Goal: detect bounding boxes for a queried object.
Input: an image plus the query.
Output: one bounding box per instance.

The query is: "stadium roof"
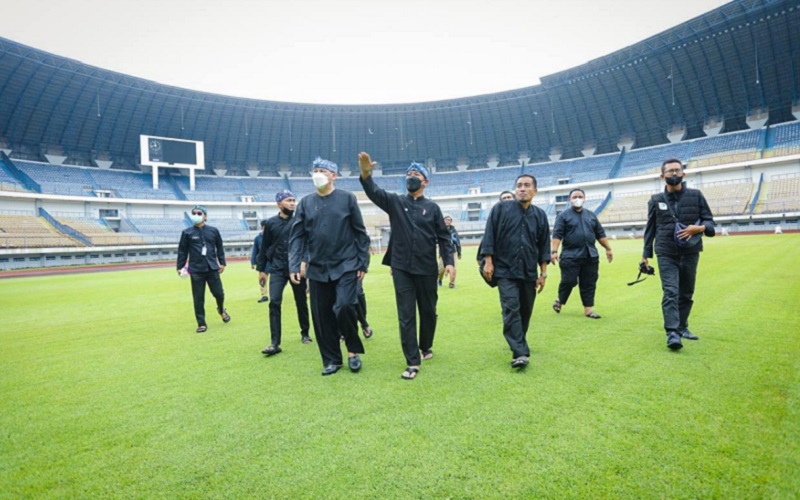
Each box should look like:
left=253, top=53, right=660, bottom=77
left=0, top=0, right=798, bottom=169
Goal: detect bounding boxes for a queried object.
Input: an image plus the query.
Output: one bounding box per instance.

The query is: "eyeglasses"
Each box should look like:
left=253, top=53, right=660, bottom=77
left=191, top=211, right=204, bottom=216
left=664, top=168, right=683, bottom=175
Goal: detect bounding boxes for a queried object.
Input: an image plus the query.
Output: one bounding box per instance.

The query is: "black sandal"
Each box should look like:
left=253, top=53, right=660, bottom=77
left=363, top=326, right=374, bottom=339
left=401, top=367, right=419, bottom=380
left=511, top=357, right=530, bottom=369
left=585, top=311, right=601, bottom=319
left=220, top=309, right=231, bottom=323
left=261, top=345, right=282, bottom=356
left=422, top=350, right=434, bottom=361
left=196, top=325, right=207, bottom=333
left=553, top=300, right=562, bottom=313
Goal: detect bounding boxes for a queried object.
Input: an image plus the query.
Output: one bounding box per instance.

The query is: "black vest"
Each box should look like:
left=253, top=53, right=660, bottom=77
left=649, top=187, right=712, bottom=255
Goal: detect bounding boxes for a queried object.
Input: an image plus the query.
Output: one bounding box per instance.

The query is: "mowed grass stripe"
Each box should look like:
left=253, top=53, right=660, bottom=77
left=0, top=234, right=797, bottom=497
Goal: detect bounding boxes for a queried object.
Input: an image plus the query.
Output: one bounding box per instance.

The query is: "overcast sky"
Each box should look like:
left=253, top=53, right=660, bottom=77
left=4, top=0, right=729, bottom=104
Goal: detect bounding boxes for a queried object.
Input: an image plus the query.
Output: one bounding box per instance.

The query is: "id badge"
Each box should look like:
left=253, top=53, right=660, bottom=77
left=201, top=245, right=207, bottom=256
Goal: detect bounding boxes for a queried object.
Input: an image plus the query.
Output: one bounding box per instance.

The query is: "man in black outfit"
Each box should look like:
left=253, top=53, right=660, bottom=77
left=499, top=191, right=515, bottom=201
left=480, top=174, right=550, bottom=369
left=176, top=205, right=230, bottom=333
left=551, top=188, right=613, bottom=319
left=289, top=158, right=371, bottom=376
left=438, top=215, right=462, bottom=289
left=642, top=159, right=715, bottom=351
left=359, top=152, right=454, bottom=380
left=257, top=190, right=311, bottom=357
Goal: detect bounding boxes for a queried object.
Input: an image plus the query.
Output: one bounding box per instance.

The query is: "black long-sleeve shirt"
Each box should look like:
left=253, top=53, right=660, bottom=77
left=176, top=224, right=226, bottom=273
left=479, top=201, right=550, bottom=281
left=256, top=213, right=296, bottom=275
left=250, top=233, right=263, bottom=267
left=289, top=189, right=370, bottom=281
left=360, top=174, right=453, bottom=276
left=447, top=225, right=462, bottom=258
left=552, top=207, right=606, bottom=260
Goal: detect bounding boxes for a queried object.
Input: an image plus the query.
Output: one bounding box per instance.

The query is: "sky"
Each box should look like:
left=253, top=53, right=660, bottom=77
left=3, top=0, right=730, bottom=105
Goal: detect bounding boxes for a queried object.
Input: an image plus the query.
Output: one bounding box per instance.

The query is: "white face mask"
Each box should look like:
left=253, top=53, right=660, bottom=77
left=571, top=198, right=584, bottom=209
left=312, top=172, right=329, bottom=189
left=189, top=214, right=204, bottom=225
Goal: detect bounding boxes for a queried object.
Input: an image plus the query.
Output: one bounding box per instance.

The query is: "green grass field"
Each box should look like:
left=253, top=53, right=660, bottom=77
left=1, top=234, right=798, bottom=498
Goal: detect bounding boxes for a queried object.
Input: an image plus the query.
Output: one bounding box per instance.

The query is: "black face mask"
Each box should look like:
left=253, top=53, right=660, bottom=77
left=665, top=175, right=682, bottom=186
left=280, top=207, right=294, bottom=217
left=406, top=176, right=422, bottom=192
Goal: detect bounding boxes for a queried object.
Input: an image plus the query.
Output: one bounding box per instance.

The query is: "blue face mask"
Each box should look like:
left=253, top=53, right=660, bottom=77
left=189, top=214, right=204, bottom=225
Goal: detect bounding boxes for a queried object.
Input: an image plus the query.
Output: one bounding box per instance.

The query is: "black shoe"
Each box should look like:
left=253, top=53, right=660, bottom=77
left=666, top=331, right=683, bottom=351
left=301, top=335, right=313, bottom=344
left=680, top=328, right=699, bottom=340
left=348, top=355, right=362, bottom=372
left=257, top=296, right=269, bottom=303
left=449, top=283, right=455, bottom=289
left=321, top=364, right=341, bottom=376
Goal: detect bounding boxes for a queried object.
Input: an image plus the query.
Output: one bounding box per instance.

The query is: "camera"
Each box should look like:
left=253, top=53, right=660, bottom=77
left=628, top=261, right=655, bottom=286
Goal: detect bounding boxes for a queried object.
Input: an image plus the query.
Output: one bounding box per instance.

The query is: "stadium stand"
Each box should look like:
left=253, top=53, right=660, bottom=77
left=14, top=161, right=94, bottom=197
left=472, top=166, right=522, bottom=194
left=616, top=142, right=692, bottom=178
left=53, top=216, right=145, bottom=246
left=522, top=161, right=572, bottom=188
left=687, top=129, right=762, bottom=168
left=176, top=175, right=244, bottom=201
left=247, top=177, right=292, bottom=202
left=563, top=155, right=618, bottom=184
left=597, top=193, right=653, bottom=224
left=125, top=216, right=188, bottom=239
left=764, top=121, right=800, bottom=158
left=753, top=174, right=800, bottom=214
left=0, top=214, right=80, bottom=248
left=90, top=168, right=177, bottom=200
left=0, top=161, right=25, bottom=192
left=695, top=179, right=754, bottom=216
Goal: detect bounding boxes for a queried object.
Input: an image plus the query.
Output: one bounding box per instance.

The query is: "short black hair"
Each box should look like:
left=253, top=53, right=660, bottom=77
left=515, top=174, right=537, bottom=189
left=568, top=188, right=585, bottom=198
left=499, top=190, right=514, bottom=200
left=661, top=158, right=684, bottom=174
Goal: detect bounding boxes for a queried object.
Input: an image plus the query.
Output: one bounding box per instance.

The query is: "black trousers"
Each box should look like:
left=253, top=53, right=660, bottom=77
left=656, top=253, right=700, bottom=333
left=308, top=271, right=364, bottom=367
left=190, top=270, right=225, bottom=327
left=391, top=269, right=438, bottom=366
left=268, top=273, right=310, bottom=346
left=356, top=280, right=369, bottom=329
left=557, top=257, right=599, bottom=307
left=497, top=278, right=537, bottom=359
